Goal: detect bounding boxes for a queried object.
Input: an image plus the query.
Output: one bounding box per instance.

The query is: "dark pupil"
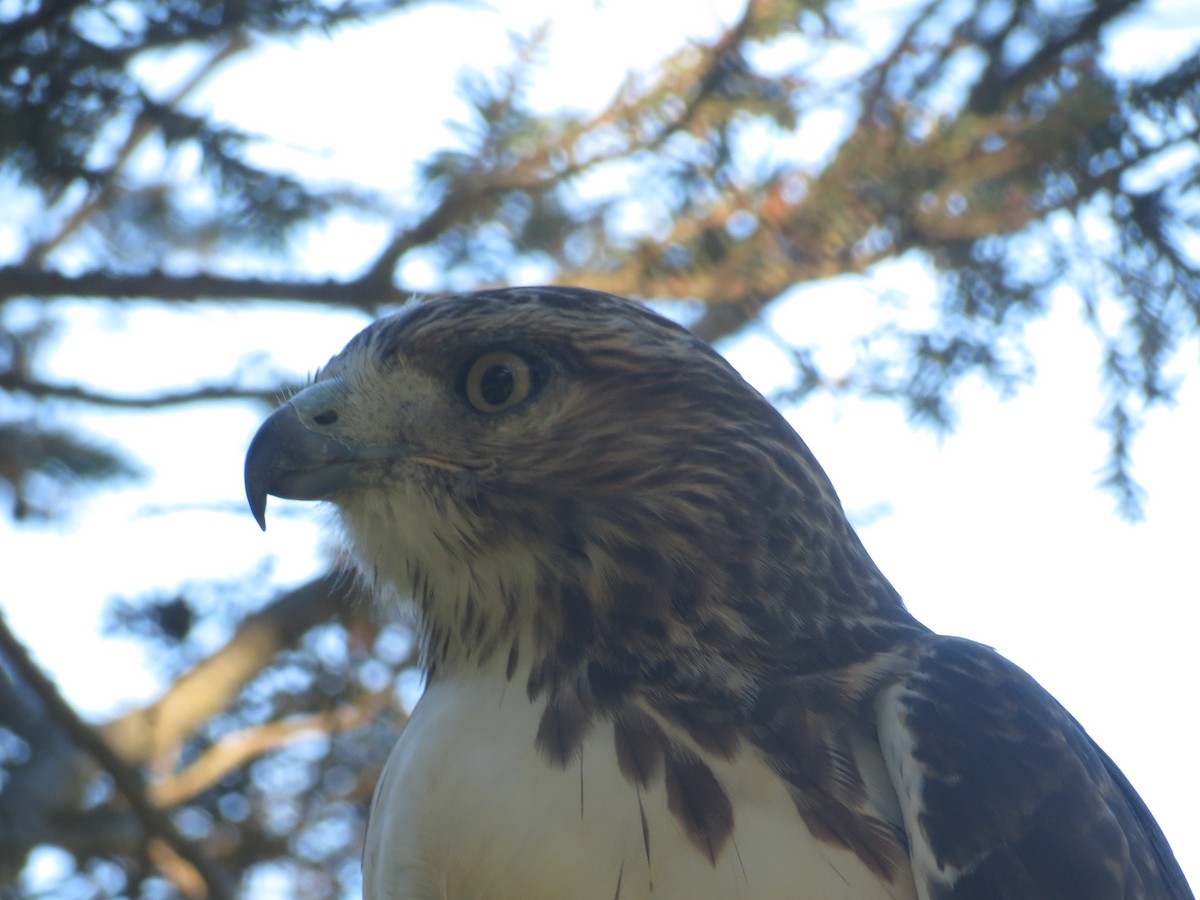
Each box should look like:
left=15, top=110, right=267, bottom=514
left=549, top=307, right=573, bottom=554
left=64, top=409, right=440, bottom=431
left=479, top=364, right=514, bottom=406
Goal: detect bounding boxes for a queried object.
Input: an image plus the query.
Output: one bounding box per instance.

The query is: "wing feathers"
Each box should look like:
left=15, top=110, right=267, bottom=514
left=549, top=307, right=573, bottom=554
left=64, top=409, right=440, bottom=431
left=880, top=637, right=1193, bottom=899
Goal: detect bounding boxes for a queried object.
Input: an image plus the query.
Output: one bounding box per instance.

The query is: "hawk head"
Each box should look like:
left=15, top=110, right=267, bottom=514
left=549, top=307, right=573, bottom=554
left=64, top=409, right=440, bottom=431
left=245, top=287, right=912, bottom=677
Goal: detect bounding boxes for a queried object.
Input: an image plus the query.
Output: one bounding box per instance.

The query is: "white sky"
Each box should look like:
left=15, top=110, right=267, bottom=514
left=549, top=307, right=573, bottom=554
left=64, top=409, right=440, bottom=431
left=2, top=0, right=1198, bottom=891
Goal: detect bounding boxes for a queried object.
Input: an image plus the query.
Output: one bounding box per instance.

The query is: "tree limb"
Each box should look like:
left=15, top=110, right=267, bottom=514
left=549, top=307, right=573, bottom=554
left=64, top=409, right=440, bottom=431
left=1, top=373, right=290, bottom=409
left=151, top=689, right=399, bottom=807
left=0, top=266, right=399, bottom=309
left=0, top=610, right=235, bottom=900
left=102, top=573, right=362, bottom=766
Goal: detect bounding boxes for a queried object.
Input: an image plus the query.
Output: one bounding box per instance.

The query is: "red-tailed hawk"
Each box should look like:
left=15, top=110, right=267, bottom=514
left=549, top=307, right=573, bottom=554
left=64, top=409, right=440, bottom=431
left=245, top=287, right=1193, bottom=900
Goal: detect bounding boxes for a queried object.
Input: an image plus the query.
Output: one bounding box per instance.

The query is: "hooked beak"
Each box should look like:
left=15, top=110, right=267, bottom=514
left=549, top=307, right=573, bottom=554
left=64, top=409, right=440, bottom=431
left=244, top=379, right=369, bottom=530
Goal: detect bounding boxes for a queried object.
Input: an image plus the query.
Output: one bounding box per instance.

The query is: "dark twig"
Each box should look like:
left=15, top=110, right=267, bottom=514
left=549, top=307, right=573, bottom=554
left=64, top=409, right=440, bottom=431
left=0, top=265, right=400, bottom=309
left=0, top=374, right=291, bottom=409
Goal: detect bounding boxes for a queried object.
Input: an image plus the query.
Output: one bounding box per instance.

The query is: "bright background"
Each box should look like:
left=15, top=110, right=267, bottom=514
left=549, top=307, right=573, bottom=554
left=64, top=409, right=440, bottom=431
left=3, top=0, right=1197, bottom=890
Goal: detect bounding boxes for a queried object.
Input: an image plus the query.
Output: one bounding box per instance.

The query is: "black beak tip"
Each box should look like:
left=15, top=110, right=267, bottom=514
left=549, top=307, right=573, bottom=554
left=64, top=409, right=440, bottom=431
left=245, top=421, right=276, bottom=531
left=248, top=486, right=268, bottom=531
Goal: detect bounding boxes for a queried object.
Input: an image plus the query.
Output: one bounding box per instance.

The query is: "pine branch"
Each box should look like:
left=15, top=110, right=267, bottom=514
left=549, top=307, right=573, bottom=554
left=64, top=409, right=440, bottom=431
left=24, top=33, right=254, bottom=268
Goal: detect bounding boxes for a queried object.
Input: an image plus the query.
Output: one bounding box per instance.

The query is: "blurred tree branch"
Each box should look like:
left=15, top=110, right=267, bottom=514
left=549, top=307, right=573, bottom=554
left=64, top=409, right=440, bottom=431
left=0, top=373, right=287, bottom=409
left=0, top=574, right=403, bottom=890
left=0, top=610, right=235, bottom=899
left=0, top=266, right=394, bottom=309
left=25, top=33, right=254, bottom=268
left=102, top=573, right=362, bottom=766
left=151, top=689, right=398, bottom=808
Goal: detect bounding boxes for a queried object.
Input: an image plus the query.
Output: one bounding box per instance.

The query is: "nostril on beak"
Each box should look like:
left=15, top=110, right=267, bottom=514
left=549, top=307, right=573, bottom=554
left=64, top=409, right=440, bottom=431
left=314, top=410, right=338, bottom=426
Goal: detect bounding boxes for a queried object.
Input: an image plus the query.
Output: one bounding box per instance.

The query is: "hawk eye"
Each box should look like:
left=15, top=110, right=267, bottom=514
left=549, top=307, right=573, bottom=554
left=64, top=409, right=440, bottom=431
left=464, top=350, right=536, bottom=413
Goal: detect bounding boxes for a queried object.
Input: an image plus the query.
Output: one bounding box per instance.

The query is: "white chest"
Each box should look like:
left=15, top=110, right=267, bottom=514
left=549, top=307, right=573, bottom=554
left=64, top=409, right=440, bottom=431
left=363, top=660, right=917, bottom=900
